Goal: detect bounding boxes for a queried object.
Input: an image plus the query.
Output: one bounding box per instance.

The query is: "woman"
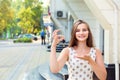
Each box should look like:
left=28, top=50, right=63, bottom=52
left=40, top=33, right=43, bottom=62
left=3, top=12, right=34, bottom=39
left=50, top=20, right=107, bottom=80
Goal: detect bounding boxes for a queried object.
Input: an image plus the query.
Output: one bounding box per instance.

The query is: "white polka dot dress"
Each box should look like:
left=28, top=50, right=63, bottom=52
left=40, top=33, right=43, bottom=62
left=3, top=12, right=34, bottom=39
left=67, top=47, right=96, bottom=80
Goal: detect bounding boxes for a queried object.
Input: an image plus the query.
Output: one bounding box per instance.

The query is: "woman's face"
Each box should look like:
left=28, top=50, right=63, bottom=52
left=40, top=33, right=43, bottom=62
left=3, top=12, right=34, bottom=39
left=75, top=23, right=89, bottom=42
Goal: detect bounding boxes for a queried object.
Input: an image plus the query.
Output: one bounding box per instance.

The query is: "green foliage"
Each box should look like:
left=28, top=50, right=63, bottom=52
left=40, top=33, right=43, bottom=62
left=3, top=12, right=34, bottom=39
left=17, top=7, right=35, bottom=33
left=0, top=0, right=15, bottom=34
left=0, top=0, right=44, bottom=39
left=17, top=0, right=44, bottom=34
left=31, top=3, right=44, bottom=34
left=13, top=37, right=32, bottom=43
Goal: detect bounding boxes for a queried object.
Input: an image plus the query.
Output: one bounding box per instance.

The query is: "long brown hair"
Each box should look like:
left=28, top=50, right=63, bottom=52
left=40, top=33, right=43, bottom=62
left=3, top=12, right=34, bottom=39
left=68, top=20, right=94, bottom=47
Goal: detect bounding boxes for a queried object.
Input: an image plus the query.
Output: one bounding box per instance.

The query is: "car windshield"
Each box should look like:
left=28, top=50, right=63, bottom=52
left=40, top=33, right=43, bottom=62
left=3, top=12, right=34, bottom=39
left=24, top=34, right=34, bottom=38
left=18, top=34, right=35, bottom=38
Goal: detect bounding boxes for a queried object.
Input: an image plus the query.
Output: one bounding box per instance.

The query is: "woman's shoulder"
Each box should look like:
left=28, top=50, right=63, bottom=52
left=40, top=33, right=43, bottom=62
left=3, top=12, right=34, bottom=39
left=93, top=47, right=102, bottom=55
left=60, top=47, right=70, bottom=57
left=62, top=47, right=70, bottom=52
left=62, top=47, right=74, bottom=53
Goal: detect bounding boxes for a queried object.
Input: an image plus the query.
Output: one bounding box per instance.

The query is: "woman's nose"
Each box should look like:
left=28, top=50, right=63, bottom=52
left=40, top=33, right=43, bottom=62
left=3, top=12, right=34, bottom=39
left=79, top=31, right=84, bottom=34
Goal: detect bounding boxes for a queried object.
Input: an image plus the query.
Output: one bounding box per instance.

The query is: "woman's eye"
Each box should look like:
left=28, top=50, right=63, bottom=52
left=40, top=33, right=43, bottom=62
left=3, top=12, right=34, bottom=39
left=76, top=29, right=88, bottom=32
left=76, top=29, right=80, bottom=32
left=82, top=29, right=88, bottom=32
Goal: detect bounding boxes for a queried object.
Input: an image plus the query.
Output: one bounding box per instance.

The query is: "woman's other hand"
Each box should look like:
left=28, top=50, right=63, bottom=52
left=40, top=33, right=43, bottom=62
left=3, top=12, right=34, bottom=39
left=75, top=53, right=92, bottom=62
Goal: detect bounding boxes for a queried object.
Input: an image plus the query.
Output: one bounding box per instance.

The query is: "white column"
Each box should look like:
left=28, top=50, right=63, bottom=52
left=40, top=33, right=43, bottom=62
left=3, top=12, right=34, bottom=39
left=112, top=1, right=119, bottom=80
left=104, top=30, right=110, bottom=64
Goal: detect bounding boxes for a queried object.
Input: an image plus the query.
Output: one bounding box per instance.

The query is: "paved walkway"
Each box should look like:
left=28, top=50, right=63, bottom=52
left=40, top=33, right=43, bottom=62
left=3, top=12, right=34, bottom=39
left=0, top=42, right=52, bottom=80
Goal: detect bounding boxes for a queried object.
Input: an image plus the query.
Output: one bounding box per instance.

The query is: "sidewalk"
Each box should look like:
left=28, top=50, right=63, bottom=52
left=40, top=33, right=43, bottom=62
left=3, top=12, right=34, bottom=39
left=0, top=43, right=52, bottom=80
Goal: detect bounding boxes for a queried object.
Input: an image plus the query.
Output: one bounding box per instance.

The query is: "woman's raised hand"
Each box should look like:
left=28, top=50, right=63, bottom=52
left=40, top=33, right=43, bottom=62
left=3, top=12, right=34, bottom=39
left=52, top=29, right=64, bottom=45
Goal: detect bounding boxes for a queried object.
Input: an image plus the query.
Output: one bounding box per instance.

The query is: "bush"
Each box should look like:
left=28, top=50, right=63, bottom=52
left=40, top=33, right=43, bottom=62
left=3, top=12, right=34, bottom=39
left=13, top=37, right=32, bottom=43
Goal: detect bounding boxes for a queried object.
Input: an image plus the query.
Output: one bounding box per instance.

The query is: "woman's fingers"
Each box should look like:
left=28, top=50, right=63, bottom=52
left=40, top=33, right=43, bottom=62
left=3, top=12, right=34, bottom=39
left=75, top=54, right=91, bottom=61
left=52, top=29, right=64, bottom=44
left=52, top=29, right=60, bottom=38
left=57, top=35, right=64, bottom=41
left=53, top=29, right=60, bottom=35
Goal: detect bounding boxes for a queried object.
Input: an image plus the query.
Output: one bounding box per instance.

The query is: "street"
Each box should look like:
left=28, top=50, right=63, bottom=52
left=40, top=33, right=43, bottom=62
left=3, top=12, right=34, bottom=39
left=0, top=40, right=50, bottom=80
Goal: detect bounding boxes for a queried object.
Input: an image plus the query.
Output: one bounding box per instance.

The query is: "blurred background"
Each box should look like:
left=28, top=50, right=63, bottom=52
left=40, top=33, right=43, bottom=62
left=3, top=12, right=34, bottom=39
left=0, top=0, right=120, bottom=80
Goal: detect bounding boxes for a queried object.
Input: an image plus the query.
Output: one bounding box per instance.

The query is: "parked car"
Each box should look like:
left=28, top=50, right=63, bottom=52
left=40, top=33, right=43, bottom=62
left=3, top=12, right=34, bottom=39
left=18, top=34, right=38, bottom=41
left=47, top=40, right=69, bottom=52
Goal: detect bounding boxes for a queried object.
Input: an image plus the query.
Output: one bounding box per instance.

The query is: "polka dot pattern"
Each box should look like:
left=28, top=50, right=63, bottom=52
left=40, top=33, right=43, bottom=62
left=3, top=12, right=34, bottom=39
left=67, top=47, right=96, bottom=80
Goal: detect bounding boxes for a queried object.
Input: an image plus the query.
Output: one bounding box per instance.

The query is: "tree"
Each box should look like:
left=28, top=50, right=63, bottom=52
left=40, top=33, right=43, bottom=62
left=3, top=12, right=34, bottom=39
left=0, top=0, right=14, bottom=35
left=31, top=1, right=43, bottom=34
left=17, top=0, right=43, bottom=34
left=17, top=7, right=35, bottom=33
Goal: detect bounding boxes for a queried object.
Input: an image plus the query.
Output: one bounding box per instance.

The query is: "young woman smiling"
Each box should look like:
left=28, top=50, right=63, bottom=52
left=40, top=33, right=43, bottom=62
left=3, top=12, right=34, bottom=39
left=50, top=20, right=107, bottom=80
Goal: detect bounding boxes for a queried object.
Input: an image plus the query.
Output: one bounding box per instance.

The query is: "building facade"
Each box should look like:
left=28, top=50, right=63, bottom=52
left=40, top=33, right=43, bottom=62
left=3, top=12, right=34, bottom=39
left=49, top=0, right=120, bottom=79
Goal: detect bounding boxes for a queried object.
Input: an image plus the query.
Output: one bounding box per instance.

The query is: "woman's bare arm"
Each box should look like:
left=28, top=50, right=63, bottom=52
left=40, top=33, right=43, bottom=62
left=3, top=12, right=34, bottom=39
left=89, top=49, right=107, bottom=80
left=50, top=30, right=69, bottom=73
left=50, top=46, right=69, bottom=73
